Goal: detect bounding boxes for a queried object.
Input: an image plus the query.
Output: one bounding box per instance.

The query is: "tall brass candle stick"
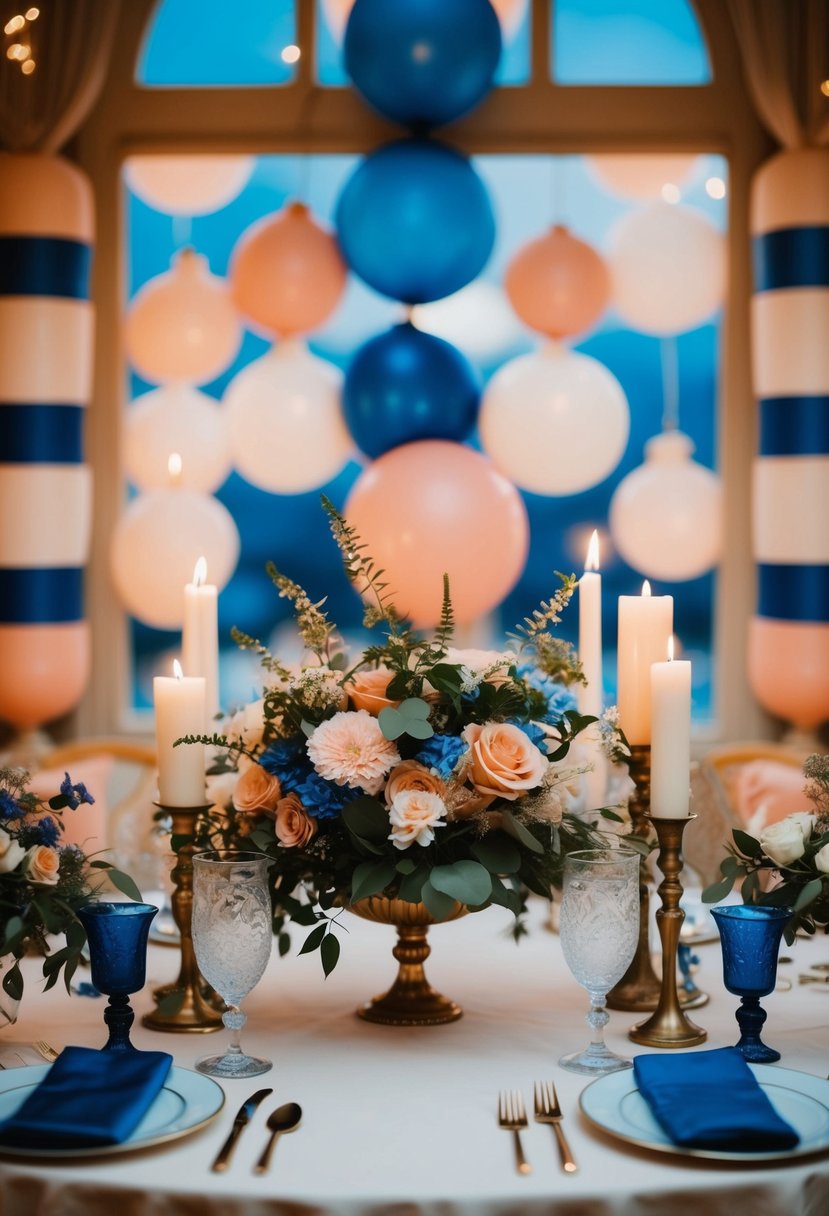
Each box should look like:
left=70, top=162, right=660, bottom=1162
left=606, top=744, right=662, bottom=1011
left=143, top=804, right=223, bottom=1034
left=629, top=814, right=707, bottom=1048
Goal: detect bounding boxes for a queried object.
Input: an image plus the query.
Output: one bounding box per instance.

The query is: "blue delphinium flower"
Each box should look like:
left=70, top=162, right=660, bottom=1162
left=0, top=789, right=22, bottom=820
left=35, top=815, right=60, bottom=847
left=60, top=772, right=95, bottom=810
left=415, top=733, right=467, bottom=779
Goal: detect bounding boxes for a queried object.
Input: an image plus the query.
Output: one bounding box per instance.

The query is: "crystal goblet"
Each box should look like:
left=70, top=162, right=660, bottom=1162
left=77, top=902, right=159, bottom=1050
left=710, top=903, right=792, bottom=1063
left=558, top=847, right=640, bottom=1075
left=191, top=851, right=273, bottom=1078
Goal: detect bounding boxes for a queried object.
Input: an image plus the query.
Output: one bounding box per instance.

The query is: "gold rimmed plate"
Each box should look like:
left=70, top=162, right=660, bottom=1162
left=0, top=1064, right=225, bottom=1159
left=580, top=1064, right=829, bottom=1164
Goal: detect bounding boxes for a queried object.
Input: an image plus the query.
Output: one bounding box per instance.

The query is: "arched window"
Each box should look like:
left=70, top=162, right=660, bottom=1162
left=74, top=0, right=768, bottom=743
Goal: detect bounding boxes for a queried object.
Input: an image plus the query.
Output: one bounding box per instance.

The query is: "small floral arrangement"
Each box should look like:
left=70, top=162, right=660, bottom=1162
left=703, top=753, right=829, bottom=942
left=185, top=499, right=611, bottom=974
left=0, top=767, right=140, bottom=1006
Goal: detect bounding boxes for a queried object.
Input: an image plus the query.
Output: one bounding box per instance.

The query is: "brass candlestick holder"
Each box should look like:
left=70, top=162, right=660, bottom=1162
left=142, top=803, right=223, bottom=1034
left=629, top=814, right=707, bottom=1048
left=606, top=744, right=662, bottom=1012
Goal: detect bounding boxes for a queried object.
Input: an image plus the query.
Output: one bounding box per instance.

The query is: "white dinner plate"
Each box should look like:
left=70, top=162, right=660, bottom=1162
left=580, top=1063, right=829, bottom=1164
left=0, top=1063, right=225, bottom=1159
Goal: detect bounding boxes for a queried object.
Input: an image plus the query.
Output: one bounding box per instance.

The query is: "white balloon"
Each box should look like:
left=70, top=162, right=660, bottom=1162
left=609, top=203, right=725, bottom=336
left=124, top=155, right=254, bottom=217
left=125, top=384, right=231, bottom=494
left=110, top=489, right=239, bottom=630
left=411, top=280, right=529, bottom=366
left=225, top=340, right=352, bottom=493
left=312, top=275, right=399, bottom=358
left=479, top=342, right=629, bottom=496
left=609, top=430, right=722, bottom=581
left=587, top=155, right=699, bottom=201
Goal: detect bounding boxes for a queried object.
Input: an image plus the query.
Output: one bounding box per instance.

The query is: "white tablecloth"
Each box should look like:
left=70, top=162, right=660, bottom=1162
left=1, top=902, right=828, bottom=1216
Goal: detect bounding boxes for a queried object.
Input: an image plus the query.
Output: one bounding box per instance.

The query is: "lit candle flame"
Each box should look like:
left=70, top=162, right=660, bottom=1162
left=168, top=452, right=183, bottom=484
left=173, top=659, right=184, bottom=680
left=642, top=580, right=652, bottom=597
left=193, top=556, right=207, bottom=587
left=585, top=529, right=600, bottom=572
left=667, top=635, right=675, bottom=661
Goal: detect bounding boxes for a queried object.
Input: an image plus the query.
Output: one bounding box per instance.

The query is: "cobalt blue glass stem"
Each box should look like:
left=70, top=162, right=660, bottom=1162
left=77, top=903, right=158, bottom=1051
left=711, top=903, right=792, bottom=1064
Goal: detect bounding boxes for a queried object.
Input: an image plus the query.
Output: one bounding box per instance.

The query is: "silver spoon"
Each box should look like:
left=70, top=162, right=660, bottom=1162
left=253, top=1102, right=302, bottom=1174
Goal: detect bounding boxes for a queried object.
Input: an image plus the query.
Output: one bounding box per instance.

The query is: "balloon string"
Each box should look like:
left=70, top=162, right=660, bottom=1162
left=660, top=336, right=680, bottom=431
left=172, top=215, right=192, bottom=249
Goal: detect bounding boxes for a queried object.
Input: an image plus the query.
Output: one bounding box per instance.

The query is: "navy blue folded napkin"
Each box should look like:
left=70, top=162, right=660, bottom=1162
left=0, top=1045, right=173, bottom=1150
left=633, top=1047, right=799, bottom=1152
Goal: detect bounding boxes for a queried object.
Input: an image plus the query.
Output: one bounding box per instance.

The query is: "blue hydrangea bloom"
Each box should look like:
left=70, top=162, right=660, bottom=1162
left=294, top=770, right=359, bottom=821
left=517, top=665, right=577, bottom=723
left=415, top=733, right=466, bottom=779
left=508, top=719, right=548, bottom=750
left=60, top=772, right=95, bottom=810
left=35, top=815, right=60, bottom=846
left=0, top=790, right=22, bottom=820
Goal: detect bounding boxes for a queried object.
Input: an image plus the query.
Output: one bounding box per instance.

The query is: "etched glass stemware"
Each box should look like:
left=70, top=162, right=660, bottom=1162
left=558, top=848, right=640, bottom=1075
left=191, top=851, right=273, bottom=1078
left=711, top=903, right=792, bottom=1063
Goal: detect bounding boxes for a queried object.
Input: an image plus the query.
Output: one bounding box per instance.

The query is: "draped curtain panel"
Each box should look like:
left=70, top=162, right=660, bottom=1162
left=728, top=0, right=829, bottom=734
left=0, top=0, right=118, bottom=731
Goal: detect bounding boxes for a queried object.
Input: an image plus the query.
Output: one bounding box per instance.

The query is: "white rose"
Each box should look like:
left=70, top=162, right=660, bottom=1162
left=788, top=811, right=816, bottom=840
left=224, top=699, right=267, bottom=749
left=814, top=842, right=829, bottom=874
left=205, top=770, right=239, bottom=810
left=388, top=790, right=447, bottom=851
left=759, top=817, right=808, bottom=868
left=0, top=826, right=25, bottom=874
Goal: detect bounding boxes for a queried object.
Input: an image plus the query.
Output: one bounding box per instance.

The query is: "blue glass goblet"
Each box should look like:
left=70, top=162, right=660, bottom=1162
left=711, top=904, right=792, bottom=1063
left=77, top=903, right=158, bottom=1051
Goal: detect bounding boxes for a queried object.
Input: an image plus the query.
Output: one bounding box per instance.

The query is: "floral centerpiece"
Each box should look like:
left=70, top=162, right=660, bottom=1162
left=187, top=499, right=609, bottom=988
left=0, top=767, right=140, bottom=1013
left=703, top=754, right=829, bottom=942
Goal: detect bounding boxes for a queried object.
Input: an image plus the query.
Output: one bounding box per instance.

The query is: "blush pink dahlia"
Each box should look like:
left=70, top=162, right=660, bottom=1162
left=306, top=709, right=400, bottom=796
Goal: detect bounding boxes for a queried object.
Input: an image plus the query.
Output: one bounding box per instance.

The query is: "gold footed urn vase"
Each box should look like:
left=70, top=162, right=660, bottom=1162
left=349, top=897, right=467, bottom=1027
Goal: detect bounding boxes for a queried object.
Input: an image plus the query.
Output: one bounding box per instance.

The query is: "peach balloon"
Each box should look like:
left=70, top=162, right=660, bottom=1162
left=749, top=618, right=829, bottom=731
left=125, top=249, right=242, bottom=386
left=0, top=623, right=89, bottom=729
left=345, top=440, right=529, bottom=627
left=588, top=154, right=699, bottom=201
left=505, top=224, right=610, bottom=338
left=125, top=154, right=254, bottom=217
left=230, top=202, right=347, bottom=339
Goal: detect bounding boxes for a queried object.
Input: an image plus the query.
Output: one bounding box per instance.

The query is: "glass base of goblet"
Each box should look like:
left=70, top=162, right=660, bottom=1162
left=558, top=1044, right=632, bottom=1076
left=195, top=1051, right=272, bottom=1079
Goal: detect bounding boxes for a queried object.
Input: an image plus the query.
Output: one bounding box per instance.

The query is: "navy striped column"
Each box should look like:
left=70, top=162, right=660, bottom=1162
left=749, top=148, right=829, bottom=733
left=0, top=154, right=93, bottom=729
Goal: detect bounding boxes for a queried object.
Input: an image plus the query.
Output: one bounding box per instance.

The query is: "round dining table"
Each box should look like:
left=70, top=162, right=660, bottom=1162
left=1, top=900, right=828, bottom=1216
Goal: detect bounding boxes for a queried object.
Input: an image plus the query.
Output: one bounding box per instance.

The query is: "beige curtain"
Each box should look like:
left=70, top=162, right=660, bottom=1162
left=0, top=0, right=120, bottom=152
left=727, top=0, right=829, bottom=148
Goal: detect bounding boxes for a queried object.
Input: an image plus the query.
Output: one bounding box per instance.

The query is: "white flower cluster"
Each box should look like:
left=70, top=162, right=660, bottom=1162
left=289, top=666, right=344, bottom=713
left=759, top=811, right=829, bottom=871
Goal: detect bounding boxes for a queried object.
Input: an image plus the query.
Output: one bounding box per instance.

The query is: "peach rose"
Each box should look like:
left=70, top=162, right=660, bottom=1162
left=24, top=845, right=60, bottom=885
left=275, top=792, right=318, bottom=848
left=462, top=722, right=547, bottom=801
left=346, top=667, right=400, bottom=716
left=384, top=760, right=445, bottom=807
left=388, top=789, right=447, bottom=850
left=234, top=765, right=282, bottom=816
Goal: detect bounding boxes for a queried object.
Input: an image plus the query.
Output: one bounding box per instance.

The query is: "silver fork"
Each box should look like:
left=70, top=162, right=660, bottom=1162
left=32, top=1040, right=59, bottom=1062
left=534, top=1080, right=577, bottom=1173
left=498, top=1090, right=532, bottom=1175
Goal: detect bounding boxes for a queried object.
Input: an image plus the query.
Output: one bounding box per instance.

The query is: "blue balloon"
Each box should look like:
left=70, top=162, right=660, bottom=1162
left=335, top=139, right=496, bottom=304
left=344, top=0, right=502, bottom=128
left=344, top=322, right=480, bottom=459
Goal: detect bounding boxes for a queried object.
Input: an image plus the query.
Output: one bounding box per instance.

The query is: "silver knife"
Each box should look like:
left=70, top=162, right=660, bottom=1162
left=211, top=1088, right=273, bottom=1172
